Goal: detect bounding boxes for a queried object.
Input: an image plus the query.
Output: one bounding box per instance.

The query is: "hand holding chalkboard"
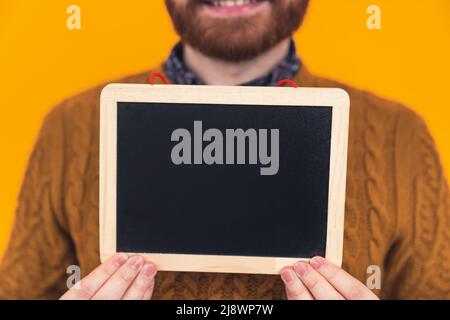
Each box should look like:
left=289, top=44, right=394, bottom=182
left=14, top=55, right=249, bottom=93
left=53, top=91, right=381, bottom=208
left=60, top=253, right=158, bottom=300
left=99, top=84, right=349, bottom=274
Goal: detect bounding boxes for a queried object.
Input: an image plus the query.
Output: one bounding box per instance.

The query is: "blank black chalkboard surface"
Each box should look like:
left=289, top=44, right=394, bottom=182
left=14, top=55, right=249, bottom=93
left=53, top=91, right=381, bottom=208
left=100, top=84, right=349, bottom=274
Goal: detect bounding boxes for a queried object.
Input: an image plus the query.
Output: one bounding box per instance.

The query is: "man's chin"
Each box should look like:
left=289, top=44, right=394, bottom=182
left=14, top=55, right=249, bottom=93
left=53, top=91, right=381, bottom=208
left=185, top=3, right=275, bottom=61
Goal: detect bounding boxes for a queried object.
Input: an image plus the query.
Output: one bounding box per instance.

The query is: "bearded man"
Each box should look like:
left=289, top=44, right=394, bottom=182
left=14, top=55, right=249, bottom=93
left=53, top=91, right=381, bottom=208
left=0, top=0, right=448, bottom=300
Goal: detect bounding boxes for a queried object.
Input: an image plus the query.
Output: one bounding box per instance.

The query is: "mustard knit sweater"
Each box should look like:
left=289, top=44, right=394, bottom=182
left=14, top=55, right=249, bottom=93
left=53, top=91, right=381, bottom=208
left=0, top=66, right=449, bottom=299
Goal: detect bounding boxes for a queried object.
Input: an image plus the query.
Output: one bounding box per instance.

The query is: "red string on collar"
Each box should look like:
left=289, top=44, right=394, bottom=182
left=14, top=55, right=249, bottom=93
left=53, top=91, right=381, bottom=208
left=149, top=71, right=169, bottom=85
left=275, top=79, right=299, bottom=88
left=149, top=72, right=298, bottom=88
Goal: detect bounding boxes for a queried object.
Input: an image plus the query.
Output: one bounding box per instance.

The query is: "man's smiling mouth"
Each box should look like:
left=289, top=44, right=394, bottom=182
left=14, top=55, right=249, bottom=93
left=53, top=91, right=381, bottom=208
left=202, top=0, right=268, bottom=7
left=200, top=0, right=270, bottom=15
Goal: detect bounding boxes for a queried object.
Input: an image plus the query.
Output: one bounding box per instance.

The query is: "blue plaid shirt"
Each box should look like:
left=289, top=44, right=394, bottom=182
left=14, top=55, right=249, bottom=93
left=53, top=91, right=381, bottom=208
left=163, top=41, right=301, bottom=86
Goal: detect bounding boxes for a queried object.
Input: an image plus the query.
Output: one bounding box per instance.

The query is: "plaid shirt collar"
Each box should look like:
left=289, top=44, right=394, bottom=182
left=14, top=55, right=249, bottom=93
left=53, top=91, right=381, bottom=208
left=163, top=40, right=301, bottom=86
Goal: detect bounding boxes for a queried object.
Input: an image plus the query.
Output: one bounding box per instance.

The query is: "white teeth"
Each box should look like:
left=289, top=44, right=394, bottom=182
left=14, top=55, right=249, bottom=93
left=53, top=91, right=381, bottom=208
left=206, top=0, right=262, bottom=7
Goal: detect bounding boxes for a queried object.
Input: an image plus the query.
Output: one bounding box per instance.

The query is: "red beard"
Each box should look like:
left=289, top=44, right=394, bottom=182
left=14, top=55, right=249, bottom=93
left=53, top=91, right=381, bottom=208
left=165, top=0, right=309, bottom=62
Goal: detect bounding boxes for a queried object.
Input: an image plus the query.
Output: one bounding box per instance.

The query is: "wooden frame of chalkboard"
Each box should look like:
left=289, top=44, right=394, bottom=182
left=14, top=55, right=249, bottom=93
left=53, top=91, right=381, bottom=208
left=99, top=84, right=350, bottom=275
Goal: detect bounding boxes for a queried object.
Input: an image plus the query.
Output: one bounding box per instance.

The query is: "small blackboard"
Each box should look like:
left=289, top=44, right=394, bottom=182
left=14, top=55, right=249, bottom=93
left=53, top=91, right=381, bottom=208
left=100, top=84, right=349, bottom=274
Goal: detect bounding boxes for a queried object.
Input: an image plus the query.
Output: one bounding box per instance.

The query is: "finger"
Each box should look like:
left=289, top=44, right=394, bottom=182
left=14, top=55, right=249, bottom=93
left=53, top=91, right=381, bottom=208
left=122, top=262, right=157, bottom=300
left=294, top=261, right=344, bottom=300
left=92, top=255, right=144, bottom=300
left=60, top=253, right=129, bottom=300
left=280, top=267, right=313, bottom=300
left=309, top=256, right=379, bottom=300
left=142, top=284, right=155, bottom=300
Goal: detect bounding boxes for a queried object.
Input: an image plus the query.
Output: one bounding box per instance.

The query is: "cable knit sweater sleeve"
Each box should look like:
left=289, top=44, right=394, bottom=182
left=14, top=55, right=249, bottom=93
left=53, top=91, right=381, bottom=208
left=382, top=108, right=450, bottom=299
left=0, top=105, right=77, bottom=299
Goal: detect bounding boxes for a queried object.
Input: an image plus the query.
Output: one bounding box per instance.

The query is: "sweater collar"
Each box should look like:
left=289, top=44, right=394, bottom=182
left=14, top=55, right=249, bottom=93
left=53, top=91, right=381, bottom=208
left=163, top=40, right=301, bottom=86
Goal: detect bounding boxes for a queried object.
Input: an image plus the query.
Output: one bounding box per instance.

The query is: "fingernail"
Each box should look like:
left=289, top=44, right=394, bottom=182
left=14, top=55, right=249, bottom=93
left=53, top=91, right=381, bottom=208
left=310, top=256, right=325, bottom=269
left=129, top=255, right=144, bottom=270
left=113, top=253, right=128, bottom=266
left=294, top=261, right=308, bottom=276
left=281, top=269, right=295, bottom=283
left=142, top=263, right=157, bottom=278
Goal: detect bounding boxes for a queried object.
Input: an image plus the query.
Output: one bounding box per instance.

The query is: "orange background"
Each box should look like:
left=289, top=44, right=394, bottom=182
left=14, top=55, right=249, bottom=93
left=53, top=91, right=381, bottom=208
left=1, top=0, right=449, bottom=258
